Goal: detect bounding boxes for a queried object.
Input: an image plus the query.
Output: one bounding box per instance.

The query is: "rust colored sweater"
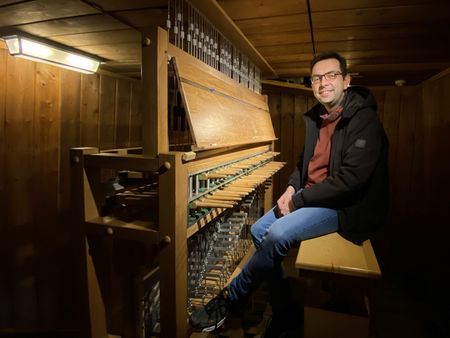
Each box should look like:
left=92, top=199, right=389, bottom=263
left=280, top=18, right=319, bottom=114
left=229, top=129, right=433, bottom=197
left=305, top=107, right=342, bottom=188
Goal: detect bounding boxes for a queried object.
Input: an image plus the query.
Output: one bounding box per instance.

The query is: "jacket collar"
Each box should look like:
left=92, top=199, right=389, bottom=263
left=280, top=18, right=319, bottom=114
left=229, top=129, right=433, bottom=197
left=305, top=86, right=375, bottom=120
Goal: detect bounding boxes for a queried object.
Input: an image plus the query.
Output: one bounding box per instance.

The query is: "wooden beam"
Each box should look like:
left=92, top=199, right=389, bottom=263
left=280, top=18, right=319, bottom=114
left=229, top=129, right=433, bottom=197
left=349, top=63, right=450, bottom=72
left=141, top=26, right=169, bottom=157
left=70, top=147, right=108, bottom=338
left=158, top=152, right=188, bottom=338
left=84, top=152, right=159, bottom=171
left=262, top=79, right=312, bottom=93
left=190, top=0, right=276, bottom=78
left=419, top=66, right=450, bottom=87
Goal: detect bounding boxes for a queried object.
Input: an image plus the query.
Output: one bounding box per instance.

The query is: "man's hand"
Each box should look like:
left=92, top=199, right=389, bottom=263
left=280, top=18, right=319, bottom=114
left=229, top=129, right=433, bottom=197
left=276, top=186, right=296, bottom=217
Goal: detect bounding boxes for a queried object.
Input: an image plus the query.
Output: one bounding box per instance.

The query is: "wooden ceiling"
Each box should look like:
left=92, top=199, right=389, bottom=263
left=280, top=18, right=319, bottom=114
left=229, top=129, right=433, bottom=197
left=0, top=0, right=449, bottom=86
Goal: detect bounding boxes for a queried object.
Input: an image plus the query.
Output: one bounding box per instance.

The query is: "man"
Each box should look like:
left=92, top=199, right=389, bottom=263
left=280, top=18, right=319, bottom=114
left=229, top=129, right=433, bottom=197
left=189, top=51, right=389, bottom=335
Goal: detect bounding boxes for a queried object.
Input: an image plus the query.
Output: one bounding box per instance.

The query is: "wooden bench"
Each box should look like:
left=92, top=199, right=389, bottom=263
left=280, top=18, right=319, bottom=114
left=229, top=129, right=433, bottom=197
left=295, top=233, right=381, bottom=338
left=295, top=232, right=381, bottom=279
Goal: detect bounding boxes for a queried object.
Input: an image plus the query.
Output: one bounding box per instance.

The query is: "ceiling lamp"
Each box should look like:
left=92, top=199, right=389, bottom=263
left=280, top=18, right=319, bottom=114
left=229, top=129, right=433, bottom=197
left=1, top=34, right=101, bottom=74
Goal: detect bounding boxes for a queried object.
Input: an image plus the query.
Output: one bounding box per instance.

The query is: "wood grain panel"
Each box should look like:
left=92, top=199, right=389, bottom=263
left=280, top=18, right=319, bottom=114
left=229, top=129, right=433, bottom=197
left=59, top=70, right=81, bottom=213
left=180, top=82, right=275, bottom=150
left=265, top=49, right=450, bottom=65
left=259, top=38, right=438, bottom=57
left=265, top=90, right=314, bottom=199
left=248, top=30, right=311, bottom=47
left=0, top=0, right=25, bottom=6
left=310, top=0, right=439, bottom=12
left=271, top=61, right=448, bottom=75
left=279, top=95, right=295, bottom=188
left=91, top=0, right=168, bottom=11
left=418, top=71, right=450, bottom=311
left=80, top=74, right=99, bottom=147
left=371, top=88, right=386, bottom=121
left=5, top=56, right=35, bottom=230
left=113, top=8, right=167, bottom=28
left=0, top=0, right=98, bottom=27
left=421, top=74, right=450, bottom=207
left=0, top=49, right=6, bottom=210
left=351, top=70, right=441, bottom=87
left=99, top=75, right=116, bottom=150
left=394, top=88, right=420, bottom=221
left=218, top=0, right=308, bottom=20
left=1, top=49, right=141, bottom=334
left=33, top=63, right=61, bottom=222
left=274, top=67, right=309, bottom=78
left=0, top=42, right=10, bottom=328
left=311, top=4, right=450, bottom=29
left=33, top=63, right=61, bottom=326
left=265, top=53, right=315, bottom=64
left=316, top=39, right=443, bottom=53
left=51, top=29, right=140, bottom=47
left=80, top=43, right=141, bottom=62
left=129, top=81, right=142, bottom=147
left=312, top=23, right=448, bottom=43
left=5, top=55, right=39, bottom=326
left=382, top=89, right=401, bottom=194
left=268, top=93, right=281, bottom=197
left=115, top=79, right=131, bottom=148
left=19, top=14, right=128, bottom=37
left=234, top=14, right=310, bottom=35
left=293, top=95, right=307, bottom=172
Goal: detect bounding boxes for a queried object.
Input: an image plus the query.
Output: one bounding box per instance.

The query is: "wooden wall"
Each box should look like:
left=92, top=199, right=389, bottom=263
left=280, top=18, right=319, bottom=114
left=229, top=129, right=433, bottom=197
left=0, top=45, right=142, bottom=335
left=414, top=71, right=450, bottom=307
left=265, top=71, right=450, bottom=308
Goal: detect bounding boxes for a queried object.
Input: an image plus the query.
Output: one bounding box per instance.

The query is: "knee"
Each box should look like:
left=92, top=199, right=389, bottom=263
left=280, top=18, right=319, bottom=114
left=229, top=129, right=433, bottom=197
left=265, top=226, right=286, bottom=244
left=264, top=226, right=291, bottom=257
left=250, top=224, right=263, bottom=248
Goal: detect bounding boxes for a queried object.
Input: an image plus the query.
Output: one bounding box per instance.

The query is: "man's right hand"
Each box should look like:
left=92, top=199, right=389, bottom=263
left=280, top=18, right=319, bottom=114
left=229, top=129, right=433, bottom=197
left=276, top=186, right=295, bottom=217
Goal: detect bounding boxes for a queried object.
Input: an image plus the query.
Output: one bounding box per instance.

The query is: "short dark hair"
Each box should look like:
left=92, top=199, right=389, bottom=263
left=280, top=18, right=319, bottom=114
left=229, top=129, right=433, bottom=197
left=310, top=51, right=347, bottom=75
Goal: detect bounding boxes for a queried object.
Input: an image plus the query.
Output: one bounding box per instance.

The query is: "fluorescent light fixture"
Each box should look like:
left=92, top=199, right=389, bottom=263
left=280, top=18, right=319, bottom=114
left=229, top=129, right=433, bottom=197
left=2, top=34, right=100, bottom=74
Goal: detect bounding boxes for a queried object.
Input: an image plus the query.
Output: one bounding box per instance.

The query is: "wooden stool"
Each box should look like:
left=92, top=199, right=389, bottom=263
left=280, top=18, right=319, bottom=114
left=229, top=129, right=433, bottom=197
left=295, top=232, right=381, bottom=338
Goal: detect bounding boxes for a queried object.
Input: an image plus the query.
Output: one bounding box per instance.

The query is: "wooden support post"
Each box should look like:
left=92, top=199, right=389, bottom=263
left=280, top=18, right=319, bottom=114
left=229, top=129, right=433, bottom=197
left=158, top=152, right=189, bottom=337
left=70, top=147, right=108, bottom=338
left=141, top=26, right=169, bottom=157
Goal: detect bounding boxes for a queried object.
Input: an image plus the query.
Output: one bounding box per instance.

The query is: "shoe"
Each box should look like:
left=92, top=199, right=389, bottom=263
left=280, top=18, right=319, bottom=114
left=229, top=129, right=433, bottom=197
left=189, top=289, right=230, bottom=332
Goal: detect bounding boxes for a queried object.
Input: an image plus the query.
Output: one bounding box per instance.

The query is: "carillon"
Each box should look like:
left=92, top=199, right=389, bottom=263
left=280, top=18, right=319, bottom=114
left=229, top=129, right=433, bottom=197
left=72, top=3, right=279, bottom=337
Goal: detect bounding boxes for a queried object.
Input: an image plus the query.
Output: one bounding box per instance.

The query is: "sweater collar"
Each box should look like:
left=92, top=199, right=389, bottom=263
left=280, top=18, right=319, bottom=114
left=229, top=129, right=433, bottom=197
left=320, top=104, right=344, bottom=123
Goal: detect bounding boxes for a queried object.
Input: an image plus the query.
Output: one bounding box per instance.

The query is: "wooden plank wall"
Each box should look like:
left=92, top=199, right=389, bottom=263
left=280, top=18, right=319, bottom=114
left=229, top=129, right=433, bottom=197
left=416, top=72, right=450, bottom=306
left=0, top=45, right=142, bottom=334
left=265, top=74, right=450, bottom=307
left=267, top=90, right=315, bottom=200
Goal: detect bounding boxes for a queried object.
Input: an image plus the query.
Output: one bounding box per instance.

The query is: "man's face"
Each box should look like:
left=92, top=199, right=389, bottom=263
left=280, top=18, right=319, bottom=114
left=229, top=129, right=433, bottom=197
left=311, top=58, right=351, bottom=110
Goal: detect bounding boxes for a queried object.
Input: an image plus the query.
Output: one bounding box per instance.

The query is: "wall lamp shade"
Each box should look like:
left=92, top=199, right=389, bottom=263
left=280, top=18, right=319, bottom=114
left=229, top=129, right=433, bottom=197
left=2, top=34, right=100, bottom=74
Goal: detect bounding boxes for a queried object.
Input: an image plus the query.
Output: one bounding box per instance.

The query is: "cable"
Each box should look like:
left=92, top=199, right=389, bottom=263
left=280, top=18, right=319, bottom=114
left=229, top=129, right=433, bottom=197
left=306, top=0, right=316, bottom=56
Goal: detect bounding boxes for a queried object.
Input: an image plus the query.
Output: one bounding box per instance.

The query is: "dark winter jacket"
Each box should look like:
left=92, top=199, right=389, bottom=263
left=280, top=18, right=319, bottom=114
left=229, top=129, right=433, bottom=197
left=287, top=86, right=389, bottom=244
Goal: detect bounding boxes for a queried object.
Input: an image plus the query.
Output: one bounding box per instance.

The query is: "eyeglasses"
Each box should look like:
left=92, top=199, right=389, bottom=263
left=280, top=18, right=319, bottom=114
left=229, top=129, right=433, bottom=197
left=310, top=71, right=342, bottom=85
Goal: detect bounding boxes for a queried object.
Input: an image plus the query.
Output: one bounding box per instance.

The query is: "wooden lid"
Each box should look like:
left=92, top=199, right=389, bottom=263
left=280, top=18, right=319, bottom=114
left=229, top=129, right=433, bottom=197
left=169, top=44, right=276, bottom=151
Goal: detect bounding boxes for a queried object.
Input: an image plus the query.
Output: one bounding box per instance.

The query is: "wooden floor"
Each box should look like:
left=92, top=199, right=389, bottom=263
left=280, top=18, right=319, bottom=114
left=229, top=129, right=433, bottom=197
left=188, top=246, right=448, bottom=338
left=188, top=274, right=444, bottom=338
left=189, top=279, right=370, bottom=338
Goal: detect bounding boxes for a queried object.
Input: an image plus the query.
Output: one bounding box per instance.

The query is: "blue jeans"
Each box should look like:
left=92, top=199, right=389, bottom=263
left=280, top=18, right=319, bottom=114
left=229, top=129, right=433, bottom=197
left=228, top=206, right=338, bottom=307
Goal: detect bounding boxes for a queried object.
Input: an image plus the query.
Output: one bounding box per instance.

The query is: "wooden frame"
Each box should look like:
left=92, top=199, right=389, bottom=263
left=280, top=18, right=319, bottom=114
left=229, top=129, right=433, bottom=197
left=71, top=146, right=161, bottom=337
left=71, top=27, right=281, bottom=338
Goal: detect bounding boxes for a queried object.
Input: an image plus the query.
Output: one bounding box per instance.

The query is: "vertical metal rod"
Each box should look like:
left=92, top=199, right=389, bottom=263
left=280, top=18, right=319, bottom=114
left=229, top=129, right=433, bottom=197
left=167, top=0, right=261, bottom=93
